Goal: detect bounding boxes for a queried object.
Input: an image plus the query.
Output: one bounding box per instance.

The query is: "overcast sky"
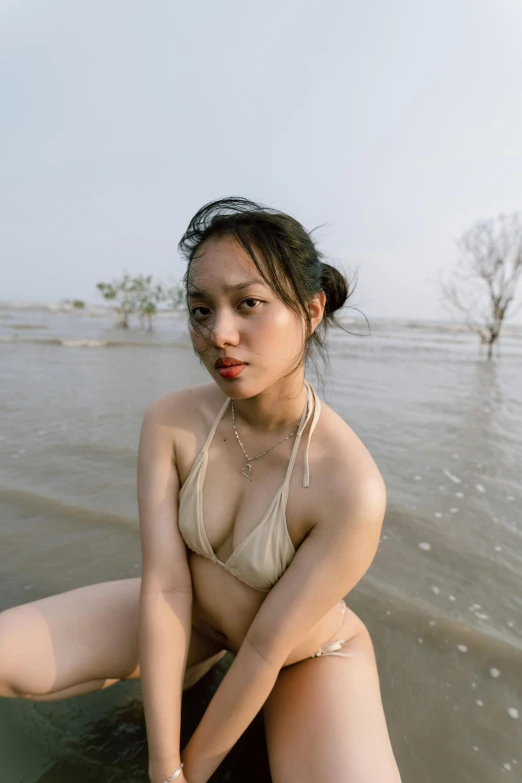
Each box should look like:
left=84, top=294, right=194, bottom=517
left=1, top=0, right=521, bottom=321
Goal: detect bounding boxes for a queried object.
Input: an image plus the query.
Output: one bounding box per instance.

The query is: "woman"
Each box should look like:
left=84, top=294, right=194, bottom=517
left=0, top=197, right=402, bottom=783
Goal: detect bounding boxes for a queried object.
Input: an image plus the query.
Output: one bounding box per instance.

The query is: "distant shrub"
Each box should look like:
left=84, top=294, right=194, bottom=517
left=165, top=282, right=186, bottom=311
left=96, top=273, right=167, bottom=330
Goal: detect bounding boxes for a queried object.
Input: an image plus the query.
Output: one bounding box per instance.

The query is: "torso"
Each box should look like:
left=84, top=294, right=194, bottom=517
left=168, top=382, right=376, bottom=665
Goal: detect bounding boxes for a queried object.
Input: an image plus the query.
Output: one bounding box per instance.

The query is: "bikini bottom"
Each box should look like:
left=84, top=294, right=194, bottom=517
left=308, top=599, right=365, bottom=660
left=184, top=600, right=362, bottom=690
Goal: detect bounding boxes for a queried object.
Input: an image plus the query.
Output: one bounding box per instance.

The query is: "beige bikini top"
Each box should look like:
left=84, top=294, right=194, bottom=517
left=178, top=380, right=322, bottom=592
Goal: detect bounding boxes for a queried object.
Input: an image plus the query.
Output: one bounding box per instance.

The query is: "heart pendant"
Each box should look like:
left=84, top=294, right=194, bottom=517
left=241, top=463, right=252, bottom=478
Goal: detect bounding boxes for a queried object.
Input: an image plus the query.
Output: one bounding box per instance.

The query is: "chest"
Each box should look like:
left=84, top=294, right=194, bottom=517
left=178, top=414, right=318, bottom=563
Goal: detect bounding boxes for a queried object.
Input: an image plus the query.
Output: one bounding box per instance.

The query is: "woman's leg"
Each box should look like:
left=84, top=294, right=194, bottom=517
left=0, top=577, right=225, bottom=701
left=263, top=623, right=402, bottom=783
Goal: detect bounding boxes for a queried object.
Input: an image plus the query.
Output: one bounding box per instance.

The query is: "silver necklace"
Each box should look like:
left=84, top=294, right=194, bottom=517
left=231, top=401, right=301, bottom=479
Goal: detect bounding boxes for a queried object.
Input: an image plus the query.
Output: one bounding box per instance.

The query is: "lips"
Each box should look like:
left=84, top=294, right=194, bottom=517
left=214, top=357, right=245, bottom=368
left=217, top=363, right=245, bottom=379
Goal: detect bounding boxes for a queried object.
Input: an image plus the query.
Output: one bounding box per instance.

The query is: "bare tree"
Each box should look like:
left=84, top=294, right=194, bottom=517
left=439, top=212, right=522, bottom=358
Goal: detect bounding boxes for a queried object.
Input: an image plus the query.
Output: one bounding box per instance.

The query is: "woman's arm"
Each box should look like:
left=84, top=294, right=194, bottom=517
left=181, top=473, right=386, bottom=783
left=137, top=396, right=193, bottom=783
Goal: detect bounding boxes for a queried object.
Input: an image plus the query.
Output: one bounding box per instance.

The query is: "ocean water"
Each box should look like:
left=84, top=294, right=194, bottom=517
left=1, top=302, right=521, bottom=782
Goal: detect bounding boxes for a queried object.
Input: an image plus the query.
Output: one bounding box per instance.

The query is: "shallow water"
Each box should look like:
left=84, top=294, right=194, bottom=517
left=1, top=303, right=521, bottom=782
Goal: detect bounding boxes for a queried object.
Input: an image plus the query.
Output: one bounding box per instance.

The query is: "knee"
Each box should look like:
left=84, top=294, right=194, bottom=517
left=0, top=606, right=53, bottom=698
left=0, top=608, right=27, bottom=697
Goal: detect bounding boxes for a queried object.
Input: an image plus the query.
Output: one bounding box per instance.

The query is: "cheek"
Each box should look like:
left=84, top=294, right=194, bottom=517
left=256, top=308, right=303, bottom=349
left=188, top=323, right=211, bottom=352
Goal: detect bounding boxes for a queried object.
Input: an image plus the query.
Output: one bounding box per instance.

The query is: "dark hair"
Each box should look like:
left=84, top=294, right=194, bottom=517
left=177, top=196, right=367, bottom=386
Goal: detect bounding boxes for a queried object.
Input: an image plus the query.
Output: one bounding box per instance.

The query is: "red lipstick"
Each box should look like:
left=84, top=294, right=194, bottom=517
left=217, top=364, right=245, bottom=379
left=214, top=356, right=246, bottom=379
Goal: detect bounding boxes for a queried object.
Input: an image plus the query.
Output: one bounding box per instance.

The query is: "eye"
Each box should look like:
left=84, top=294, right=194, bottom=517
left=240, top=298, right=262, bottom=310
left=190, top=298, right=263, bottom=320
left=190, top=306, right=211, bottom=319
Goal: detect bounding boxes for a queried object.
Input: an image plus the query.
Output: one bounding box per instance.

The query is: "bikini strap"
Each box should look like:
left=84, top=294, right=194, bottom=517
left=282, top=380, right=321, bottom=503
left=302, top=383, right=321, bottom=488
left=208, top=383, right=320, bottom=491
left=201, top=396, right=231, bottom=455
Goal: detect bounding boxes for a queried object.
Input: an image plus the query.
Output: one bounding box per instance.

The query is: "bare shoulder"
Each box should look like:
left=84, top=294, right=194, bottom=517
left=312, top=400, right=386, bottom=512
left=143, top=382, right=220, bottom=426
left=142, top=383, right=226, bottom=473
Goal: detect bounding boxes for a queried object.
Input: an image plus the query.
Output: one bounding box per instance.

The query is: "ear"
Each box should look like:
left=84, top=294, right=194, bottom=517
left=307, top=290, right=326, bottom=334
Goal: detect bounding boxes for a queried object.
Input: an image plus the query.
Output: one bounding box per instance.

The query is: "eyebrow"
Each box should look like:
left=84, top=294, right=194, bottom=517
left=187, top=279, right=266, bottom=297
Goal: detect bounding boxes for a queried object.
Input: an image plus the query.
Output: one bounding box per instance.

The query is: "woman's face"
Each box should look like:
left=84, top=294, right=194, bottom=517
left=187, top=235, right=312, bottom=399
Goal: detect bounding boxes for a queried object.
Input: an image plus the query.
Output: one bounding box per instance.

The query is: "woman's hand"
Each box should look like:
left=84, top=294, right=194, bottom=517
left=148, top=760, right=192, bottom=783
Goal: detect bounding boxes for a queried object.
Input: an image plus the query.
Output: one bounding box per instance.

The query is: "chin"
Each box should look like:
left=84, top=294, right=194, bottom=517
left=210, top=370, right=270, bottom=400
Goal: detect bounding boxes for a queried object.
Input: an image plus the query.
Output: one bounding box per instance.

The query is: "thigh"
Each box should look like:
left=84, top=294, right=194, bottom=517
left=0, top=577, right=223, bottom=696
left=263, top=626, right=402, bottom=783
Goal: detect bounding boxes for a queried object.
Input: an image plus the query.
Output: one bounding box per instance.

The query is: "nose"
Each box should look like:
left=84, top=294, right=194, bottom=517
left=208, top=308, right=240, bottom=348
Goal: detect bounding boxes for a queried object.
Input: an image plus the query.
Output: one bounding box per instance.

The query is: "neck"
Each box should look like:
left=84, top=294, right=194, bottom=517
left=231, top=375, right=308, bottom=434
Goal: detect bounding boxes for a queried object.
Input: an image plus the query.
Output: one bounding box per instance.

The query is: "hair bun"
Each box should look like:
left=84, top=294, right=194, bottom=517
left=320, top=262, right=348, bottom=316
